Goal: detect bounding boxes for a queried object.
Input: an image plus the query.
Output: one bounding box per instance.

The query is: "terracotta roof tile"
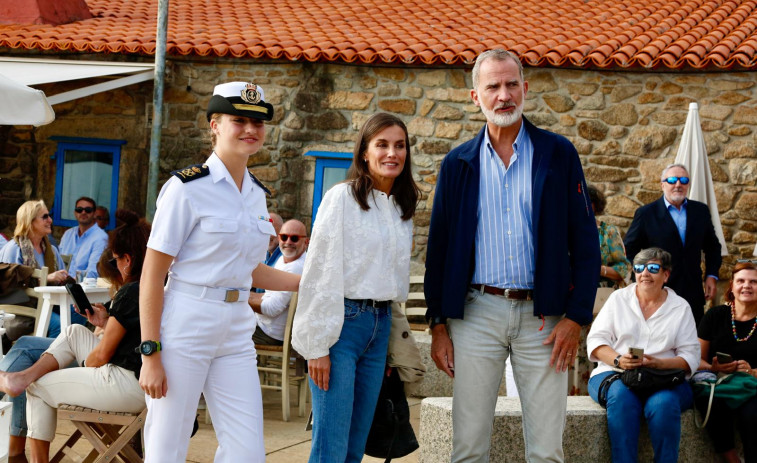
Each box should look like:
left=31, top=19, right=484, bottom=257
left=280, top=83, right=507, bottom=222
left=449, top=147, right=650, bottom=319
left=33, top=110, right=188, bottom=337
left=1, top=0, right=757, bottom=69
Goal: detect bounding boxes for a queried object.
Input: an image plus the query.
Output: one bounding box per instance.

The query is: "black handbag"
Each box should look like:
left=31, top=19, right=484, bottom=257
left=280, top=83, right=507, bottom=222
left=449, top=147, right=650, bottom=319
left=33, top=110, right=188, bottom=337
left=364, top=368, right=419, bottom=461
left=620, top=367, right=686, bottom=395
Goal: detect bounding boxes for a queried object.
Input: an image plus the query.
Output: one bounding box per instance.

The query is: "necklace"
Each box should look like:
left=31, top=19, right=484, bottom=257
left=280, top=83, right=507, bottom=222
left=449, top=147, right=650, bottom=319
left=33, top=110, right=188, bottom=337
left=731, top=304, right=757, bottom=342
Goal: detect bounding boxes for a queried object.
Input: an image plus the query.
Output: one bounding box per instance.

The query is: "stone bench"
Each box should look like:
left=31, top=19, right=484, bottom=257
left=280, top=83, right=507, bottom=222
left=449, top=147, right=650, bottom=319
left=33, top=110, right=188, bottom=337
left=419, top=396, right=736, bottom=462
left=411, top=331, right=507, bottom=398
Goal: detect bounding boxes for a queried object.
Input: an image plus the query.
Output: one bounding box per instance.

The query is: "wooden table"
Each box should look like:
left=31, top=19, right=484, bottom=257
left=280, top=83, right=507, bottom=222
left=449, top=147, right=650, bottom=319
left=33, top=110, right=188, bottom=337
left=33, top=285, right=111, bottom=337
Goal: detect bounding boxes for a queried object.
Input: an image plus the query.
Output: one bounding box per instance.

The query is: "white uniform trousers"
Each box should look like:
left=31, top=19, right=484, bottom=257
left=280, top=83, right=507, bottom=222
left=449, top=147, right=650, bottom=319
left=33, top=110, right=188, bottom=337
left=144, top=288, right=264, bottom=463
left=26, top=325, right=145, bottom=442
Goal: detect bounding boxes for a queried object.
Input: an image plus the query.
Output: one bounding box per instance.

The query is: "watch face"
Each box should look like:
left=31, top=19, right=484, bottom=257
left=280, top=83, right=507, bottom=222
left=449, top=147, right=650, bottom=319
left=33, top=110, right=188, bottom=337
left=140, top=342, right=153, bottom=355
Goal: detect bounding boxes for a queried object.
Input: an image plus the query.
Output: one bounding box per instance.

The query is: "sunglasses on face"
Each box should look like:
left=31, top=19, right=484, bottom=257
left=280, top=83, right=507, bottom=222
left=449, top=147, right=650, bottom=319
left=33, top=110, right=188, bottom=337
left=74, top=207, right=95, bottom=213
left=663, top=176, right=690, bottom=185
left=108, top=254, right=124, bottom=270
left=278, top=234, right=305, bottom=243
left=737, top=259, right=757, bottom=264
left=37, top=213, right=51, bottom=220
left=633, top=263, right=662, bottom=274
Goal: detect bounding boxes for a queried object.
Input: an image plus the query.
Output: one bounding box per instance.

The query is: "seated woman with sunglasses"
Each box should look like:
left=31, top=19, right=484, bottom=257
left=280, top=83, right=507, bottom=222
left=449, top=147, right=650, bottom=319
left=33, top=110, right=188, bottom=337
left=0, top=200, right=71, bottom=344
left=0, top=209, right=148, bottom=463
left=586, top=247, right=700, bottom=463
left=0, top=200, right=68, bottom=285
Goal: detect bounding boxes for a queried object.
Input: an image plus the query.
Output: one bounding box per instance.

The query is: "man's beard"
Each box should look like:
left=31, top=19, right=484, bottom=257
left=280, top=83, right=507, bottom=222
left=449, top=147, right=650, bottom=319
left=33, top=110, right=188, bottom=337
left=481, top=102, right=523, bottom=128
left=280, top=247, right=299, bottom=259
left=667, top=191, right=687, bottom=204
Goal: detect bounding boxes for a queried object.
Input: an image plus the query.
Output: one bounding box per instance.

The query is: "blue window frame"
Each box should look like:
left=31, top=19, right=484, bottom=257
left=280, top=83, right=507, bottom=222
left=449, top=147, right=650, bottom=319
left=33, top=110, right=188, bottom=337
left=50, top=137, right=125, bottom=230
left=305, top=151, right=352, bottom=224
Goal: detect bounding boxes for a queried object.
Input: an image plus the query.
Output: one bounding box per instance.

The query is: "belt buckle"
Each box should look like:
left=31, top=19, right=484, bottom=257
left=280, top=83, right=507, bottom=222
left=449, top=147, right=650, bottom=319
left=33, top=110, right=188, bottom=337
left=224, top=289, right=239, bottom=303
left=503, top=288, right=512, bottom=299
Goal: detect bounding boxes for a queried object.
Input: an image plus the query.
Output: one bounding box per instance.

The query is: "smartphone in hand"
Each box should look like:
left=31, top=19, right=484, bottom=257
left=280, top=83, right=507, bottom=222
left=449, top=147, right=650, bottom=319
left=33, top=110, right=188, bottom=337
left=65, top=283, right=93, bottom=315
left=628, top=347, right=644, bottom=359
left=716, top=352, right=733, bottom=364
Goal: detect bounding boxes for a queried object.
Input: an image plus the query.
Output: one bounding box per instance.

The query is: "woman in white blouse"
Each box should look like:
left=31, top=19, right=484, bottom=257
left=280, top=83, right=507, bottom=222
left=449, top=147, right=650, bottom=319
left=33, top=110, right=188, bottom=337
left=587, top=247, right=700, bottom=463
left=293, top=112, right=420, bottom=462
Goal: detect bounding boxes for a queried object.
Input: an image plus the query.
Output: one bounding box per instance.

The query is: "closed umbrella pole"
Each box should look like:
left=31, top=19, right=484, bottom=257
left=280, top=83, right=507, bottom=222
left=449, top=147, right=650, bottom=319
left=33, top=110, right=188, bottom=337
left=674, top=102, right=728, bottom=256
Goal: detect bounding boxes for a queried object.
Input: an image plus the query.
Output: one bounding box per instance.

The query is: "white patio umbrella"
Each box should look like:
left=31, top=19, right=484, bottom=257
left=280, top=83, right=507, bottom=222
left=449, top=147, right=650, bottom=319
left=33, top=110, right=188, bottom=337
left=0, top=72, right=55, bottom=126
left=674, top=102, right=728, bottom=256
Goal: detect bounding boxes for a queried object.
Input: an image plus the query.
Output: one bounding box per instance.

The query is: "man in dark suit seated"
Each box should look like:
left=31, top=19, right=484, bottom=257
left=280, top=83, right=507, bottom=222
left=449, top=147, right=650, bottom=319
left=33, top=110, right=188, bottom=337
left=624, top=163, right=722, bottom=323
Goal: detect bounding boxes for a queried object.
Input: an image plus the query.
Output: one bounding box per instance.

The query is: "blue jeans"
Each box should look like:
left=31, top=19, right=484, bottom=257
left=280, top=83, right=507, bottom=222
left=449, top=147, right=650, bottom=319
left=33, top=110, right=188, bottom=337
left=47, top=306, right=88, bottom=338
left=0, top=336, right=54, bottom=436
left=588, top=370, right=693, bottom=463
left=308, top=299, right=391, bottom=463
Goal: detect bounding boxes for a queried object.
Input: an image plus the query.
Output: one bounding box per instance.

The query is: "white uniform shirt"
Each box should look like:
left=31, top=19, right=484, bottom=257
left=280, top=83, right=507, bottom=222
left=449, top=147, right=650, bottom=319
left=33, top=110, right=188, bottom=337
left=587, top=284, right=700, bottom=378
left=147, top=153, right=275, bottom=290
left=255, top=251, right=306, bottom=341
left=292, top=183, right=413, bottom=359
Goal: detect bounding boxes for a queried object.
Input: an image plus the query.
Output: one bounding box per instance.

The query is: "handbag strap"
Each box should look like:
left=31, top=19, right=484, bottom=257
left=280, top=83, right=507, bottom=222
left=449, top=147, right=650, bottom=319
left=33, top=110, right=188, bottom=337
left=382, top=401, right=400, bottom=463
left=694, top=374, right=731, bottom=428
left=598, top=372, right=622, bottom=408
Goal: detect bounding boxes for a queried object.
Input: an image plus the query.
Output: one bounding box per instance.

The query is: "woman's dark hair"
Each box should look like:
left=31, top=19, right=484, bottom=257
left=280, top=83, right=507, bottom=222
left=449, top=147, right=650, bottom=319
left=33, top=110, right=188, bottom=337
left=586, top=185, right=606, bottom=215
left=346, top=113, right=420, bottom=220
left=633, top=247, right=673, bottom=271
left=108, top=209, right=151, bottom=284
left=726, top=261, right=757, bottom=304
left=96, top=248, right=123, bottom=291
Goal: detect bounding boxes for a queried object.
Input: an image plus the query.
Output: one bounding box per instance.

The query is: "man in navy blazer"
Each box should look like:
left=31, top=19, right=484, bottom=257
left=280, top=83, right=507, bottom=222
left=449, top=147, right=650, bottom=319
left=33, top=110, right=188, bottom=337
left=424, top=49, right=600, bottom=462
left=624, top=163, right=722, bottom=323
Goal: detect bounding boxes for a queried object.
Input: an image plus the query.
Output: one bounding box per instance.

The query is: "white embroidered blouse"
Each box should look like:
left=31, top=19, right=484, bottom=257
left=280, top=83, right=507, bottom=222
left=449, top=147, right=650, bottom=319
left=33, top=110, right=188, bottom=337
left=292, top=183, right=413, bottom=360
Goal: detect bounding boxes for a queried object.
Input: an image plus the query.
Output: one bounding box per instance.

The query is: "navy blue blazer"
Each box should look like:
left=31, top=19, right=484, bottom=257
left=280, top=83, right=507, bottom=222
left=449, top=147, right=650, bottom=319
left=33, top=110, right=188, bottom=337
left=424, top=118, right=600, bottom=326
left=624, top=197, right=722, bottom=322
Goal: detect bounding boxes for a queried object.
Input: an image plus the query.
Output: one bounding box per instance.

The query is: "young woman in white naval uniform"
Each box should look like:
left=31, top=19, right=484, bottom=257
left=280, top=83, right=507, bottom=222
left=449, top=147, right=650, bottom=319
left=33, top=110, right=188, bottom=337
left=138, top=82, right=300, bottom=463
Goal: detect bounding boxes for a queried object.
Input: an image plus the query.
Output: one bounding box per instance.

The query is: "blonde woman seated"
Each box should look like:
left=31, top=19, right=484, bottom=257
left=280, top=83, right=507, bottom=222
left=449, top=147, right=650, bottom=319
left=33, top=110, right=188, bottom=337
left=0, top=209, right=148, bottom=463
left=587, top=247, right=700, bottom=463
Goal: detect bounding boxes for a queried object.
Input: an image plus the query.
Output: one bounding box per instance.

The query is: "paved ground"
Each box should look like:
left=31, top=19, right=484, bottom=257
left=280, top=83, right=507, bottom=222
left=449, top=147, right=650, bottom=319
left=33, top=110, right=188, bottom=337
left=45, top=388, right=421, bottom=462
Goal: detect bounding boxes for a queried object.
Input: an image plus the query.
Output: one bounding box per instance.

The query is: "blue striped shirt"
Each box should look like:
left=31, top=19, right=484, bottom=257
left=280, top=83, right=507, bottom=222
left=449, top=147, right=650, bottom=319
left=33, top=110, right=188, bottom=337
left=471, top=124, right=534, bottom=289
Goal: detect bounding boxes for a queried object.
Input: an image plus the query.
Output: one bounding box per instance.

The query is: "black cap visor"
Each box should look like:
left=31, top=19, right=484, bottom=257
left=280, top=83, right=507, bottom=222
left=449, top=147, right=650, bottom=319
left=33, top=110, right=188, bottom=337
left=206, top=95, right=274, bottom=122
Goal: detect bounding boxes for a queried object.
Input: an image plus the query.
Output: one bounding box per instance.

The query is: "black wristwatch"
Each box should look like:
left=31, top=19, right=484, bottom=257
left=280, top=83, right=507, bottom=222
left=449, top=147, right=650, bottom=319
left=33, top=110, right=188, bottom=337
left=428, top=317, right=447, bottom=329
left=613, top=354, right=622, bottom=367
left=137, top=340, right=162, bottom=356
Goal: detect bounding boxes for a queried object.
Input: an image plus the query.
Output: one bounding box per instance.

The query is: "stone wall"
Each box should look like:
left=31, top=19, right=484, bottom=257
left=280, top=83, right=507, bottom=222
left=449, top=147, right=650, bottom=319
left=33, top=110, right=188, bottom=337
left=1, top=59, right=755, bottom=281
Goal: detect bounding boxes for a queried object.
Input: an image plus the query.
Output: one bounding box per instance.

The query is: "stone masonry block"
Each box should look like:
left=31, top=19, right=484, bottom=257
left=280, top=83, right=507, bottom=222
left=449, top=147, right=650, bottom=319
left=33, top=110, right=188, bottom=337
left=419, top=397, right=735, bottom=463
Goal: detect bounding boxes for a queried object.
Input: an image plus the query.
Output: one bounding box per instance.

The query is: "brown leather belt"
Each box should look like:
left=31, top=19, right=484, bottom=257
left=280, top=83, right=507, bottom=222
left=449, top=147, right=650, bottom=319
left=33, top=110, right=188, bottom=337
left=472, top=284, right=533, bottom=300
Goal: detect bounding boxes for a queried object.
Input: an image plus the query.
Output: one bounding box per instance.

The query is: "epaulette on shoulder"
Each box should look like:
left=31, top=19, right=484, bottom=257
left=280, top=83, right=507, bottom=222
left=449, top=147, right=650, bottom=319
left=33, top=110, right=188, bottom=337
left=171, top=164, right=210, bottom=183
left=249, top=170, right=271, bottom=196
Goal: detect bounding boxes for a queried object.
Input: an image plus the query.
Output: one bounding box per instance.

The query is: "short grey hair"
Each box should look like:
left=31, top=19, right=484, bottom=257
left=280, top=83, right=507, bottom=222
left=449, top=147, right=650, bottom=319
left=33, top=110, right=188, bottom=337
left=660, top=163, right=689, bottom=181
left=633, top=247, right=672, bottom=271
left=472, top=49, right=524, bottom=89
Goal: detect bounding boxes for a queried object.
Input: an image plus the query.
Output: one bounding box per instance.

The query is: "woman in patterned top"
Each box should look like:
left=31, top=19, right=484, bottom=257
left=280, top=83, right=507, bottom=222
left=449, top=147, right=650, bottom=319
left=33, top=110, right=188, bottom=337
left=570, top=185, right=631, bottom=395
left=587, top=185, right=631, bottom=288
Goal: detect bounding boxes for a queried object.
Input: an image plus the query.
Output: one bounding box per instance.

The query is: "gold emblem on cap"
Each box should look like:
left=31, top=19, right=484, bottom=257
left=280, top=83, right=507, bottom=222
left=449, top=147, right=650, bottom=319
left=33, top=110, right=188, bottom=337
left=241, top=83, right=262, bottom=104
